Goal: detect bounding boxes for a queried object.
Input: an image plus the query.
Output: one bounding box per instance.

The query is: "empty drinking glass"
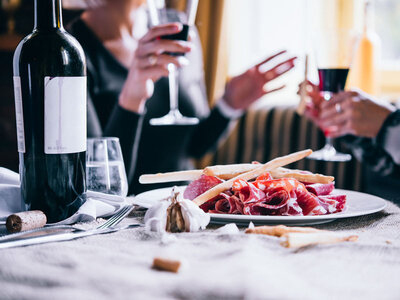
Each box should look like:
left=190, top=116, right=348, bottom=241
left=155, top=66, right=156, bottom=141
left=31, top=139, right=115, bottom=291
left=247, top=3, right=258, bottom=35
left=86, top=137, right=128, bottom=197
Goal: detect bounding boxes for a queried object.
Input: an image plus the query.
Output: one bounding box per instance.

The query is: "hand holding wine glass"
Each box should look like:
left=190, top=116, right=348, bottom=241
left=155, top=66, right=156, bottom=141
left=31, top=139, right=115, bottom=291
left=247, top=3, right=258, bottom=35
left=118, top=23, right=192, bottom=113
left=306, top=29, right=355, bottom=162
left=318, top=90, right=396, bottom=138
left=147, top=0, right=200, bottom=126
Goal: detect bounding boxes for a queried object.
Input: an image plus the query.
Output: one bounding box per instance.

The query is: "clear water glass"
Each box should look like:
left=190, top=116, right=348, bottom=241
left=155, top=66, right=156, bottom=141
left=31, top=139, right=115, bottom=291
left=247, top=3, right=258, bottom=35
left=86, top=137, right=128, bottom=197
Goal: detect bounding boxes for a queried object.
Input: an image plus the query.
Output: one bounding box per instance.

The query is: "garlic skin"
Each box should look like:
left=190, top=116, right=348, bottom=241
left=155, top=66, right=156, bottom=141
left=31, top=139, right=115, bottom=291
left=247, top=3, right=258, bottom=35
left=144, top=200, right=170, bottom=232
left=179, top=199, right=210, bottom=232
left=144, top=188, right=210, bottom=233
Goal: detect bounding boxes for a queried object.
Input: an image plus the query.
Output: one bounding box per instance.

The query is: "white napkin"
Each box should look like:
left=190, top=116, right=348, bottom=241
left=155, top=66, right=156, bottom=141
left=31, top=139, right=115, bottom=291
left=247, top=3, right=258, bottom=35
left=0, top=167, right=127, bottom=224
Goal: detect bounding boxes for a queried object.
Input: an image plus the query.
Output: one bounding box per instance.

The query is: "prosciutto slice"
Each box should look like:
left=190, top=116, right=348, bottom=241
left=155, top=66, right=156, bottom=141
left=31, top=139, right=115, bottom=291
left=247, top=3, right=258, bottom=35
left=318, top=194, right=346, bottom=213
left=189, top=171, right=345, bottom=217
left=232, top=179, right=265, bottom=204
left=184, top=175, right=223, bottom=200
left=306, top=183, right=335, bottom=196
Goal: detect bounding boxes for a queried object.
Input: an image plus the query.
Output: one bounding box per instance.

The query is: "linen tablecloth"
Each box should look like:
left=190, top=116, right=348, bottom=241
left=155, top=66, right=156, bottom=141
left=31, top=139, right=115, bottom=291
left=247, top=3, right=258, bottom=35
left=0, top=200, right=399, bottom=300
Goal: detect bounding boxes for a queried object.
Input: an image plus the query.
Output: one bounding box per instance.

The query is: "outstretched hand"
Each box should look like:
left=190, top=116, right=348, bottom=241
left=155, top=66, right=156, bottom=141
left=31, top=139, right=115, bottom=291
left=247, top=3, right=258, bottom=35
left=223, top=50, right=297, bottom=110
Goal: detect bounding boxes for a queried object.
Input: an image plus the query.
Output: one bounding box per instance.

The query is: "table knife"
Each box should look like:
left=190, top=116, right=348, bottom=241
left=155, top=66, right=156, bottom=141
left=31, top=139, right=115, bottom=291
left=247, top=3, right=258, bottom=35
left=0, top=224, right=141, bottom=249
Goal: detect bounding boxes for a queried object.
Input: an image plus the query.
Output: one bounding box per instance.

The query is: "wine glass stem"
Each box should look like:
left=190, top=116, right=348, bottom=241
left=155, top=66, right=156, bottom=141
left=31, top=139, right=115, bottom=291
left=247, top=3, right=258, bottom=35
left=168, top=63, right=179, bottom=113
left=326, top=137, right=333, bottom=148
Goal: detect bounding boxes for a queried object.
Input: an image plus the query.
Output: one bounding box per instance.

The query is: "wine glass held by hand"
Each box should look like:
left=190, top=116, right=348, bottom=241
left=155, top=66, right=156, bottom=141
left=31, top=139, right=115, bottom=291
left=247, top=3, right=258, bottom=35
left=146, top=0, right=200, bottom=125
left=306, top=29, right=355, bottom=162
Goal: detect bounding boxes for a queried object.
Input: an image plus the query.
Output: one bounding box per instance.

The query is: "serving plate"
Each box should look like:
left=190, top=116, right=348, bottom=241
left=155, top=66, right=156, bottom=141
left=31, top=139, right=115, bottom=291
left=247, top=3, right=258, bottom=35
left=131, top=186, right=387, bottom=226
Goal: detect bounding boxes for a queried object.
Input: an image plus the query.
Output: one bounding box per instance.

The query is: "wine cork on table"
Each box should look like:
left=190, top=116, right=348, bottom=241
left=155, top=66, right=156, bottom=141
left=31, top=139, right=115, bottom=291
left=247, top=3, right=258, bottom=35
left=6, top=210, right=47, bottom=233
left=152, top=257, right=181, bottom=273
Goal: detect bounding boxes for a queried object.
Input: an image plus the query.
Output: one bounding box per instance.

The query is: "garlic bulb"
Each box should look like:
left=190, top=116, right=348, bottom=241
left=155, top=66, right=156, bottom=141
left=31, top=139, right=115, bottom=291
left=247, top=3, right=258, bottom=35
left=144, top=188, right=210, bottom=233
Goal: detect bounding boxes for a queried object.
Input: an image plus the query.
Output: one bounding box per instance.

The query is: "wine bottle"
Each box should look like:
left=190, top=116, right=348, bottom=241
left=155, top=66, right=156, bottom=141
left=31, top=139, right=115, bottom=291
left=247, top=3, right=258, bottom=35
left=347, top=1, right=381, bottom=95
left=13, top=0, right=87, bottom=223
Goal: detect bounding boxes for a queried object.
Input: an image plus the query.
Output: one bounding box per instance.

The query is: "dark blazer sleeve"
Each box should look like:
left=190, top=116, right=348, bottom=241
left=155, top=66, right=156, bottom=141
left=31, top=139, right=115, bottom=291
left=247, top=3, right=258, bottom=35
left=341, top=109, right=400, bottom=177
left=179, top=27, right=233, bottom=159
left=86, top=65, right=144, bottom=182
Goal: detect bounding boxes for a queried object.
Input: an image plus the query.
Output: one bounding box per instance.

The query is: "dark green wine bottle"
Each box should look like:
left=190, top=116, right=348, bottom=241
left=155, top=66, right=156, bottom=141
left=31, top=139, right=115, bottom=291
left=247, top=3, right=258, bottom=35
left=13, top=0, right=87, bottom=223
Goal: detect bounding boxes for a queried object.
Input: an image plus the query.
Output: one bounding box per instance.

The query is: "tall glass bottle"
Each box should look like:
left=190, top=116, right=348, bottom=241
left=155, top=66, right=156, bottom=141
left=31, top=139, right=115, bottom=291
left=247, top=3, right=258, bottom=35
left=348, top=1, right=381, bottom=95
left=13, top=0, right=87, bottom=222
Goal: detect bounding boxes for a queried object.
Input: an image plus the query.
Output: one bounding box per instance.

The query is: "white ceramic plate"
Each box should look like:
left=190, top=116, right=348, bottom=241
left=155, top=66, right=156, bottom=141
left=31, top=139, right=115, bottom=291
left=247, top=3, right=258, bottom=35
left=131, top=186, right=387, bottom=226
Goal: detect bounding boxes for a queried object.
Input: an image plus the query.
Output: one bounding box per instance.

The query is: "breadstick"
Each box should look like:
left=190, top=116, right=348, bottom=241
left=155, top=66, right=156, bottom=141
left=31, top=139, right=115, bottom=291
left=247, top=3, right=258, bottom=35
left=270, top=168, right=334, bottom=184
left=280, top=232, right=358, bottom=248
left=152, top=257, right=181, bottom=273
left=245, top=225, right=323, bottom=237
left=297, top=54, right=309, bottom=116
left=6, top=210, right=47, bottom=233
left=139, top=170, right=202, bottom=184
left=139, top=164, right=332, bottom=185
left=192, top=149, right=313, bottom=206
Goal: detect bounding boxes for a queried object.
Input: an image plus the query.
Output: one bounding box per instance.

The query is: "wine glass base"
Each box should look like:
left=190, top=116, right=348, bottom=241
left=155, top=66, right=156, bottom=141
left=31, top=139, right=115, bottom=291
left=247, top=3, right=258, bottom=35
left=149, top=111, right=199, bottom=126
left=307, top=145, right=352, bottom=162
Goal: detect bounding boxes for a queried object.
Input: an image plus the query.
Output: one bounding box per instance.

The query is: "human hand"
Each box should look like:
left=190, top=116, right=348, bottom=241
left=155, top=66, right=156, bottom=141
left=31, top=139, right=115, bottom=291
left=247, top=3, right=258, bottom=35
left=119, top=23, right=192, bottom=113
left=318, top=90, right=396, bottom=138
left=297, top=80, right=323, bottom=122
left=223, top=50, right=296, bottom=110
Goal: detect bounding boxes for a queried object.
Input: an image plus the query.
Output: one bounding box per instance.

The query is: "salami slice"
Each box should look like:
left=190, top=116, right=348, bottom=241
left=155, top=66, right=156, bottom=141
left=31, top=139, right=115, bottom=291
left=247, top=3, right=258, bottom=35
left=306, top=183, right=335, bottom=196
left=184, top=175, right=223, bottom=200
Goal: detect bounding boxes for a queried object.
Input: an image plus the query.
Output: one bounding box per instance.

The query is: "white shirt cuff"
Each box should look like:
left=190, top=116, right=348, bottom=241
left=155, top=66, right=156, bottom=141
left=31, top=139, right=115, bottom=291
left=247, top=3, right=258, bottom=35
left=216, top=98, right=244, bottom=119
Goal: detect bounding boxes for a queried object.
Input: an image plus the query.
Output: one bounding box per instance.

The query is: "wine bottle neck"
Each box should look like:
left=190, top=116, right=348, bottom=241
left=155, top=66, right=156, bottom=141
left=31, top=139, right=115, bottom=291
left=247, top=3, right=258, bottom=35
left=34, top=0, right=63, bottom=31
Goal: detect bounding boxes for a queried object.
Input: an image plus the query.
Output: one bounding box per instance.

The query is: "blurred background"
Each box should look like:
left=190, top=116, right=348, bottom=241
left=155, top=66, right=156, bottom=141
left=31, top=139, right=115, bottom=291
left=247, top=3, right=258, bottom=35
left=0, top=0, right=399, bottom=178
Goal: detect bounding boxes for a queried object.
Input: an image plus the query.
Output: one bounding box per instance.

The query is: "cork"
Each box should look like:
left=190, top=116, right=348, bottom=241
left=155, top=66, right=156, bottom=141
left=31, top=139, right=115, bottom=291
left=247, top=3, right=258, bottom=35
left=6, top=210, right=47, bottom=233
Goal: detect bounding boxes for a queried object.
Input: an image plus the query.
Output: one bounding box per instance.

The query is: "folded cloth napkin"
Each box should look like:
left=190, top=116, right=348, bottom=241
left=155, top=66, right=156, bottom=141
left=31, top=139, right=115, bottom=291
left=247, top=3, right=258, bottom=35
left=0, top=167, right=127, bottom=224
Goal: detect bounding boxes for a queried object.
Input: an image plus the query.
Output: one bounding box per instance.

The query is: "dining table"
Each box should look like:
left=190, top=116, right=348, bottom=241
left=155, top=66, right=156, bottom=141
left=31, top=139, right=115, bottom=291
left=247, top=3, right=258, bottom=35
left=0, top=198, right=399, bottom=300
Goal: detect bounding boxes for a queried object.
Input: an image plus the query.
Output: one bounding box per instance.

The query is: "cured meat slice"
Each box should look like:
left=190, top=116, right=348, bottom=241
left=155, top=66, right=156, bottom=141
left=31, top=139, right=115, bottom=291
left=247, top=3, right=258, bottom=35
left=184, top=175, right=223, bottom=200
left=232, top=179, right=265, bottom=204
left=318, top=194, right=346, bottom=213
left=253, top=173, right=273, bottom=190
left=211, top=194, right=242, bottom=214
left=306, top=183, right=335, bottom=196
left=296, top=191, right=327, bottom=215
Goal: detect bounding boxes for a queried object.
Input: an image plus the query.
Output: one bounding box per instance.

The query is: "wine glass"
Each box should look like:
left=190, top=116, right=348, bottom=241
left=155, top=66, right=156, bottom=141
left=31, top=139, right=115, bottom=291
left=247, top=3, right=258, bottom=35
left=86, top=137, right=128, bottom=197
left=307, top=29, right=354, bottom=162
left=147, top=0, right=200, bottom=126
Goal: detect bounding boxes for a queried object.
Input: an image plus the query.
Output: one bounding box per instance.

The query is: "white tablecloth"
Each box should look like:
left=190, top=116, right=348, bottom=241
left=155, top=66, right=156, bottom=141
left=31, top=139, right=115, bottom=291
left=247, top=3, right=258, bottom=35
left=0, top=201, right=399, bottom=300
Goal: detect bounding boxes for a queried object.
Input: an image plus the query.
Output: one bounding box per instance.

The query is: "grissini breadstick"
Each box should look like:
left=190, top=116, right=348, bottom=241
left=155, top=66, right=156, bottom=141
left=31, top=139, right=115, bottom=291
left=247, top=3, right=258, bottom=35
left=270, top=168, right=334, bottom=184
left=139, top=170, right=202, bottom=184
left=280, top=232, right=358, bottom=248
left=139, top=164, right=333, bottom=185
left=245, top=225, right=323, bottom=237
left=192, top=149, right=313, bottom=206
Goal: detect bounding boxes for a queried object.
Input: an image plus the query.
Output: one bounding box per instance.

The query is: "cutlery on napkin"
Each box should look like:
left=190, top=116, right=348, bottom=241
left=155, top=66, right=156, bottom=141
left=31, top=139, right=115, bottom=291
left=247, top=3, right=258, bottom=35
left=0, top=167, right=127, bottom=224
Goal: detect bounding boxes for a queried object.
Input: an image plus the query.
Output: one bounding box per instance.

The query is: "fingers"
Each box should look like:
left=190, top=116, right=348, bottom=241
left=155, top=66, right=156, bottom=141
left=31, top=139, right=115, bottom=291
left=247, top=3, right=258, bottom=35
left=264, top=84, right=286, bottom=94
left=141, top=23, right=183, bottom=43
left=255, top=50, right=287, bottom=68
left=137, top=39, right=192, bottom=57
left=263, top=57, right=297, bottom=81
left=321, top=91, right=358, bottom=110
left=141, top=65, right=170, bottom=81
left=327, top=121, right=355, bottom=138
left=137, top=54, right=189, bottom=69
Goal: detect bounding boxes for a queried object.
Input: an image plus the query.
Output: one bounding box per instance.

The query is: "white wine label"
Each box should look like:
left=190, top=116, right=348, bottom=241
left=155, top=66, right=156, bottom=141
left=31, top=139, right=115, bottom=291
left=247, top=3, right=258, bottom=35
left=44, top=76, right=87, bottom=154
left=13, top=76, right=25, bottom=153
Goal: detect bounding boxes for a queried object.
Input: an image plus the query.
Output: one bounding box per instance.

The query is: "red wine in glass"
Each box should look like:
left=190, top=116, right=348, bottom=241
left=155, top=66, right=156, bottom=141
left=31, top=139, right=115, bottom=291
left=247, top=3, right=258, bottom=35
left=150, top=23, right=199, bottom=126
left=318, top=68, right=349, bottom=93
left=308, top=67, right=352, bottom=161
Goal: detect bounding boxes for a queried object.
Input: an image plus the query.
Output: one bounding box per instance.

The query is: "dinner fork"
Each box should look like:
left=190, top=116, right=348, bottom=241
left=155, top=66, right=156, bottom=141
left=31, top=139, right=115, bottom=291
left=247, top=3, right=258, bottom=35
left=0, top=204, right=136, bottom=242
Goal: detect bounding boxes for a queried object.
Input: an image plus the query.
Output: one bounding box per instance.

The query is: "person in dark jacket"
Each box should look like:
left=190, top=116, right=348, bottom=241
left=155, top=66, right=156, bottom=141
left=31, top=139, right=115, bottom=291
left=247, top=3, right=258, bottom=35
left=68, top=0, right=296, bottom=194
